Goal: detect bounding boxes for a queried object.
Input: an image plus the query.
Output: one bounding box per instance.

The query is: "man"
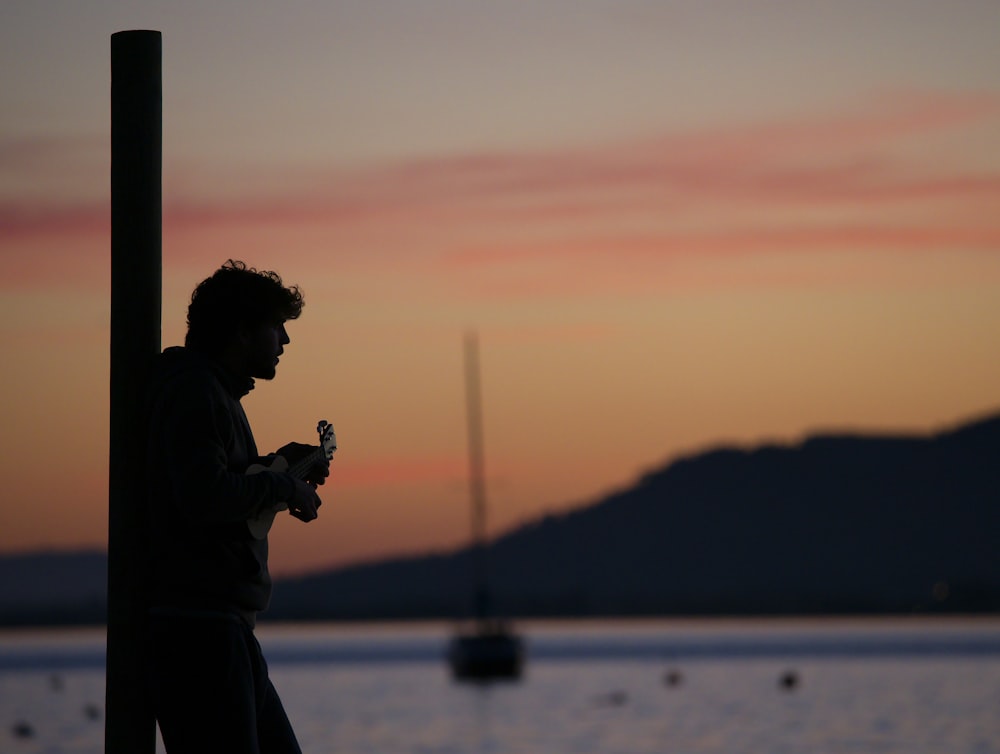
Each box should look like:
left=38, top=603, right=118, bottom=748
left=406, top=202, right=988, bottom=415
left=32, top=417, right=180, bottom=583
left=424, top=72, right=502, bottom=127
left=145, top=260, right=329, bottom=753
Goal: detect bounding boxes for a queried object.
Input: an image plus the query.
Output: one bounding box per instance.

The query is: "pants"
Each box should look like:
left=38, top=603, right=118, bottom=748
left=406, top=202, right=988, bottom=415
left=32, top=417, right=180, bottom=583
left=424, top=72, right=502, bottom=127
left=148, top=612, right=301, bottom=754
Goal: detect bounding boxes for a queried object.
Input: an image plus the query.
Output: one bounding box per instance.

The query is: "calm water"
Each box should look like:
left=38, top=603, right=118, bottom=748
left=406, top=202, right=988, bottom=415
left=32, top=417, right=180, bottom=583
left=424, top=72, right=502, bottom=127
left=1, top=618, right=998, bottom=753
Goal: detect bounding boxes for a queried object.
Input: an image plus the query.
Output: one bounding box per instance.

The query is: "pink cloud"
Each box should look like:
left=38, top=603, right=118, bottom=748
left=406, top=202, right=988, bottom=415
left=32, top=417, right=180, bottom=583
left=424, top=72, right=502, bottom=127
left=448, top=225, right=1000, bottom=268
left=3, top=89, right=999, bottom=293
left=649, top=90, right=1000, bottom=158
left=0, top=201, right=109, bottom=238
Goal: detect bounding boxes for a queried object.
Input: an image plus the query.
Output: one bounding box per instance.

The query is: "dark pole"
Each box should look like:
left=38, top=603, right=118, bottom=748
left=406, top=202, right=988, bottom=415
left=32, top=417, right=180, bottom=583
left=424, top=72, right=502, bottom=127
left=463, top=331, right=490, bottom=621
left=107, top=29, right=161, bottom=754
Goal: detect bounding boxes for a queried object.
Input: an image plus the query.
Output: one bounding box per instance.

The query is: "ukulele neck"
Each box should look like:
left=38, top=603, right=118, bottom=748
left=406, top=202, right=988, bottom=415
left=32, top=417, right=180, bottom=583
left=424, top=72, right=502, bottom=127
left=287, top=450, right=322, bottom=480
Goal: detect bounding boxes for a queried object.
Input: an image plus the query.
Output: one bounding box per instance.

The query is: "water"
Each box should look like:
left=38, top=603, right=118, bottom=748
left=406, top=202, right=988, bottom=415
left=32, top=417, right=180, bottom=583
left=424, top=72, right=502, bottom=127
left=1, top=618, right=998, bottom=753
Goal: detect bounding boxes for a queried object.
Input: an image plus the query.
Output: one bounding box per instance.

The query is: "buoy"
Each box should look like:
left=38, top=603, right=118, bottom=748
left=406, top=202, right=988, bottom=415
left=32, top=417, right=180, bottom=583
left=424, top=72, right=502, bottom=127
left=84, top=703, right=101, bottom=721
left=12, top=721, right=34, bottom=739
left=779, top=670, right=799, bottom=691
left=663, top=669, right=683, bottom=687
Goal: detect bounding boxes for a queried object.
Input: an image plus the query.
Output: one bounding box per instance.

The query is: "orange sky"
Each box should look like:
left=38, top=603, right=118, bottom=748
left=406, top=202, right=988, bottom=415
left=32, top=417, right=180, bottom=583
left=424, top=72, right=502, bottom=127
left=2, top=2, right=1000, bottom=576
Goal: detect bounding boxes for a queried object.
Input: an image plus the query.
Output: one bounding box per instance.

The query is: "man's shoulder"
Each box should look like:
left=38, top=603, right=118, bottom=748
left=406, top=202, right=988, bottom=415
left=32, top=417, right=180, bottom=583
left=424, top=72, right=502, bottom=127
left=152, top=347, right=253, bottom=402
left=157, top=346, right=211, bottom=378
left=152, top=348, right=223, bottom=396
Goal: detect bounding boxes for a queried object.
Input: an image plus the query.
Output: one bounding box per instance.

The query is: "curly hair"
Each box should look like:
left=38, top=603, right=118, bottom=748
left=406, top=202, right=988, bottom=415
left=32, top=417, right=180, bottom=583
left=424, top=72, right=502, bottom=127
left=185, top=260, right=304, bottom=355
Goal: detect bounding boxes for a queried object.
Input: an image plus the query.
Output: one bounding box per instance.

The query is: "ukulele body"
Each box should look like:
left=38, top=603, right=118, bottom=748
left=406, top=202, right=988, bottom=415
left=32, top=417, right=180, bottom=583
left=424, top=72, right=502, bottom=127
left=246, top=457, right=291, bottom=539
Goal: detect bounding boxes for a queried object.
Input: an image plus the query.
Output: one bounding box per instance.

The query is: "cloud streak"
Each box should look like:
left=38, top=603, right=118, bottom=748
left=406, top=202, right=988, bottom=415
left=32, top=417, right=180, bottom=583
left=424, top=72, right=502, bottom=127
left=3, top=90, right=999, bottom=294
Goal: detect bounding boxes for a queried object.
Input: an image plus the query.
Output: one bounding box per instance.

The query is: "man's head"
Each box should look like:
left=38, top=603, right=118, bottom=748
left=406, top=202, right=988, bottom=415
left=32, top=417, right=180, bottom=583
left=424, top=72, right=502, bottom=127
left=185, top=260, right=304, bottom=378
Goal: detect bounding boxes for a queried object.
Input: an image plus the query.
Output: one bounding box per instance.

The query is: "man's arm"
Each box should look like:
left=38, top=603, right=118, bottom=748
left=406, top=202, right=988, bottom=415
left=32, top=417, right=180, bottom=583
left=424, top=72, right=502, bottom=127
left=153, top=374, right=297, bottom=525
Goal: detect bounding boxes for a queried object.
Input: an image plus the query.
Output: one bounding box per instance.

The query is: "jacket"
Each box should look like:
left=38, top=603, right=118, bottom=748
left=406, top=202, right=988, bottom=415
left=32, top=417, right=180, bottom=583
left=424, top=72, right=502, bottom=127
left=145, top=346, right=296, bottom=623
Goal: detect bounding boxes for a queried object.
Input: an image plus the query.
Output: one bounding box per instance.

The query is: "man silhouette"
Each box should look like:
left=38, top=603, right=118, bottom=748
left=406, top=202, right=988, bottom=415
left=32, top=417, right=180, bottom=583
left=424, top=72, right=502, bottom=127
left=145, top=260, right=329, bottom=753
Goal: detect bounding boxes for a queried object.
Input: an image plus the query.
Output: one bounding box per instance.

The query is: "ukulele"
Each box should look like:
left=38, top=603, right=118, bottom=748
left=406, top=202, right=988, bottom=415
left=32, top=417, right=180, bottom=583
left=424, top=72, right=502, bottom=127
left=246, top=420, right=337, bottom=539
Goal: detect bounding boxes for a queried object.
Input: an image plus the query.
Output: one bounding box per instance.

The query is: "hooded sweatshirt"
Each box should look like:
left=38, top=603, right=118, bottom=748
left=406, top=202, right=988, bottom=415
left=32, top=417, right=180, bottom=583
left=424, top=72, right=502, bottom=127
left=145, top=346, right=297, bottom=624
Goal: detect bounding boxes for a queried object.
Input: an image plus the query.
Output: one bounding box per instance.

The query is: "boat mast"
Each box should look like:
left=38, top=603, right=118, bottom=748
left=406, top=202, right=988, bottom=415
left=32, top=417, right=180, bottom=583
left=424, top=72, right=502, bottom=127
left=464, top=331, right=489, bottom=621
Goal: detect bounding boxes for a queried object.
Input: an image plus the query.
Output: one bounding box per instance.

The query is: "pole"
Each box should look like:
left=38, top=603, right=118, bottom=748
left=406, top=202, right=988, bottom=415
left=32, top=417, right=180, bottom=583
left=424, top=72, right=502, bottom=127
left=463, top=331, right=490, bottom=620
left=107, top=29, right=161, bottom=754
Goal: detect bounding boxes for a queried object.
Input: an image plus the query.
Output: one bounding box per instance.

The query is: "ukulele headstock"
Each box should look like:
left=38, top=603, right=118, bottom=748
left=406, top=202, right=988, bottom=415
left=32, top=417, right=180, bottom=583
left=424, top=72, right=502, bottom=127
left=316, top=420, right=337, bottom=460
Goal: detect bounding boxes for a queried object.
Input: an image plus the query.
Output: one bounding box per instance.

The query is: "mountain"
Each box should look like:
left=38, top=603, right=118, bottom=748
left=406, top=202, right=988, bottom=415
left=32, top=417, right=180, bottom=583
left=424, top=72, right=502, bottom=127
left=267, top=411, right=1000, bottom=620
left=2, top=412, right=999, bottom=625
left=0, top=549, right=107, bottom=625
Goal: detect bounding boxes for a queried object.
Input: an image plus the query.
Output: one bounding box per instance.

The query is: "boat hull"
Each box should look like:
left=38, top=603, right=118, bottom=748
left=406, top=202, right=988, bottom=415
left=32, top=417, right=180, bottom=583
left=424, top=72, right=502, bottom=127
left=448, top=631, right=524, bottom=680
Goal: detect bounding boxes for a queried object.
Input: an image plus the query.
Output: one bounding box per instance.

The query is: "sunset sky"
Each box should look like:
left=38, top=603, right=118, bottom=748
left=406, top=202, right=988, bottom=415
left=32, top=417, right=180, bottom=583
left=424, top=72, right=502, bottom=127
left=2, top=1, right=999, bottom=576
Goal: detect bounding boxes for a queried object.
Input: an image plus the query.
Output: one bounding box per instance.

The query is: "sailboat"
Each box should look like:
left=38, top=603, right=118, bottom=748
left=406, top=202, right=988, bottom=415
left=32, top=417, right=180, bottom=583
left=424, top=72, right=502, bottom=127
left=447, top=332, right=525, bottom=681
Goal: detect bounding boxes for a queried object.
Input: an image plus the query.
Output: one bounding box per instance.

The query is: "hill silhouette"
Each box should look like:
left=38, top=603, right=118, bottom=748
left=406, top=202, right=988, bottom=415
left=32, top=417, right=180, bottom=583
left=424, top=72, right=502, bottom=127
left=2, top=412, right=998, bottom=625
left=267, top=411, right=1000, bottom=620
left=0, top=550, right=107, bottom=625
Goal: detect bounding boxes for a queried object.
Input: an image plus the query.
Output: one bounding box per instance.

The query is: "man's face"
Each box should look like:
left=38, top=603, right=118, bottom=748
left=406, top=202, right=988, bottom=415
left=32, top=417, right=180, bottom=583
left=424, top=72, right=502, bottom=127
left=242, top=320, right=290, bottom=380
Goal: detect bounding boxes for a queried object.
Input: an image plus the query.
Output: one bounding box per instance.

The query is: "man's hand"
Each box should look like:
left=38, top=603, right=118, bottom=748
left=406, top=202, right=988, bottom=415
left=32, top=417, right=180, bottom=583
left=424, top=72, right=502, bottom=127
left=287, top=478, right=322, bottom=523
left=277, top=442, right=331, bottom=487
